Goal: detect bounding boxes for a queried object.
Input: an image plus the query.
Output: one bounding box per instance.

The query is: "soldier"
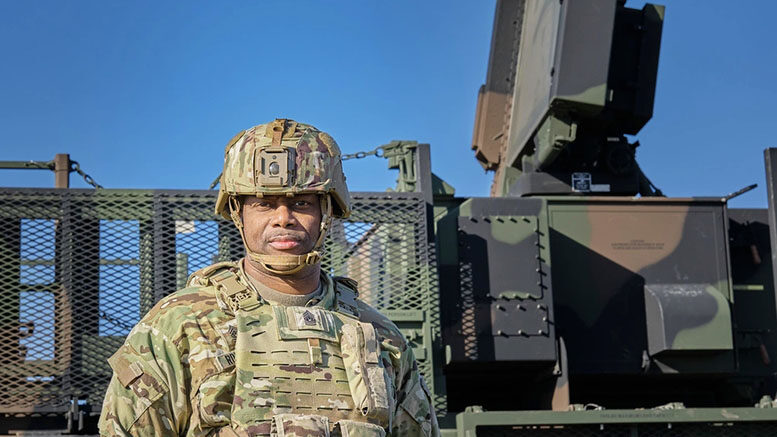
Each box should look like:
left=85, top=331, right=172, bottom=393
left=99, top=119, right=439, bottom=437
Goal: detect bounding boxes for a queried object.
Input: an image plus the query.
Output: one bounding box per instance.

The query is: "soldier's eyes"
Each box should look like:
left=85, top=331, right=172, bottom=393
left=248, top=200, right=311, bottom=209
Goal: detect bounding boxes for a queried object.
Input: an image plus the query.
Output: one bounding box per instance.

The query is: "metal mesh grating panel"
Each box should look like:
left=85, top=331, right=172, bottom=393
left=0, top=188, right=439, bottom=417
left=325, top=196, right=429, bottom=309
left=476, top=422, right=777, bottom=437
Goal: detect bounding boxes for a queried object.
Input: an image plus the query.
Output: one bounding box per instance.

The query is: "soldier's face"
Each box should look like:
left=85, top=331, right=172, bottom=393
left=241, top=194, right=322, bottom=258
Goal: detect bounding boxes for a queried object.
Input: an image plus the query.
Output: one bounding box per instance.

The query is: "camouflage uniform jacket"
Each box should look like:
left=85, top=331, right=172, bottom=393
left=99, top=261, right=439, bottom=437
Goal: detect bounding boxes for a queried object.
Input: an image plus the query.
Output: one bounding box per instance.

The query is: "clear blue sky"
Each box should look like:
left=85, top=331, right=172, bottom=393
left=1, top=1, right=775, bottom=208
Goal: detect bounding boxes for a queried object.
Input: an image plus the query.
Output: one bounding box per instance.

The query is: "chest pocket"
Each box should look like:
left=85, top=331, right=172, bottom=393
left=340, top=322, right=395, bottom=428
left=271, top=415, right=386, bottom=437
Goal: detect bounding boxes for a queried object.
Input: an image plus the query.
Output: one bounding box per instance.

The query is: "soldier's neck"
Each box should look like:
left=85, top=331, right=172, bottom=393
left=242, top=257, right=321, bottom=295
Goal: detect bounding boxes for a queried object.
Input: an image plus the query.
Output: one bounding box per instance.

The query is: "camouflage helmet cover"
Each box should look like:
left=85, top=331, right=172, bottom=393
left=215, top=119, right=351, bottom=219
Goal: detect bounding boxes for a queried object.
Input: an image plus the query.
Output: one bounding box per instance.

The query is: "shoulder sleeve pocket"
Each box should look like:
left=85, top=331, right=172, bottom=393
left=106, top=344, right=169, bottom=428
left=108, top=345, right=145, bottom=387
left=397, top=375, right=437, bottom=436
left=399, top=378, right=431, bottom=424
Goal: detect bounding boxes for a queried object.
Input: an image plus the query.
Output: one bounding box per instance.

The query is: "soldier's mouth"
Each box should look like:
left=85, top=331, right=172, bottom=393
left=269, top=240, right=300, bottom=250
left=268, top=235, right=304, bottom=250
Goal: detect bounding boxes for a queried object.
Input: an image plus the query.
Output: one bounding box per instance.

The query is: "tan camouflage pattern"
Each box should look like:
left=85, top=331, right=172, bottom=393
left=336, top=420, right=386, bottom=437
left=272, top=414, right=330, bottom=437
left=98, top=261, right=438, bottom=437
left=340, top=323, right=392, bottom=422
left=215, top=119, right=351, bottom=220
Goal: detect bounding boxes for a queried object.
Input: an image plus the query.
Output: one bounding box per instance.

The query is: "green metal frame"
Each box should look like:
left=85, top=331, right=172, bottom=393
left=455, top=407, right=777, bottom=436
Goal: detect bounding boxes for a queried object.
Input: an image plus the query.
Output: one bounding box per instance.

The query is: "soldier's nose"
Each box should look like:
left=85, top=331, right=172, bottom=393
left=272, top=204, right=297, bottom=228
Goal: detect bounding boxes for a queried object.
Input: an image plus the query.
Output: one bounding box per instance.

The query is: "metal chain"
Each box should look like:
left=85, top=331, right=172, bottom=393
left=342, top=144, right=389, bottom=161
left=209, top=173, right=222, bottom=190
left=208, top=142, right=399, bottom=186
left=69, top=160, right=104, bottom=189
left=99, top=310, right=135, bottom=332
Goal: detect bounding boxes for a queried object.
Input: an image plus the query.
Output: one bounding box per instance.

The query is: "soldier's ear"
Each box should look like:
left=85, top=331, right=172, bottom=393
left=237, top=196, right=246, bottom=221
left=229, top=195, right=244, bottom=223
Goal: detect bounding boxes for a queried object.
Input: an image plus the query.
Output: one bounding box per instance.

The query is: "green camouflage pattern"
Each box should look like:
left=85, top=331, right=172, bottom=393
left=215, top=119, right=351, bottom=220
left=435, top=194, right=743, bottom=411
left=98, top=262, right=438, bottom=436
left=547, top=198, right=734, bottom=367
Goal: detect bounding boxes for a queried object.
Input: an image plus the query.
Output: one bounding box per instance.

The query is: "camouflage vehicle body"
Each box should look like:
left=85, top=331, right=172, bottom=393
left=439, top=0, right=777, bottom=434
left=432, top=192, right=777, bottom=436
left=3, top=152, right=777, bottom=436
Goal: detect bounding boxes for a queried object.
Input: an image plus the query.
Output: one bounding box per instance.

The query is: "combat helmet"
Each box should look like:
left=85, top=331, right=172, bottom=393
left=215, top=118, right=351, bottom=275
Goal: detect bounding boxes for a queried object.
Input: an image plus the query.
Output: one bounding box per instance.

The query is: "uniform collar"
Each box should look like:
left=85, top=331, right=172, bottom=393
left=236, top=259, right=336, bottom=310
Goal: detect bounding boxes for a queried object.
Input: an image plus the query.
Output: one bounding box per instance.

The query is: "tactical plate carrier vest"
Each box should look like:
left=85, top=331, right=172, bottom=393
left=190, top=264, right=396, bottom=437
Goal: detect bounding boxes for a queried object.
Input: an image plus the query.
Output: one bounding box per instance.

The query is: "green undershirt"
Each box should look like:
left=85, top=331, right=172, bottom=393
left=245, top=273, right=324, bottom=307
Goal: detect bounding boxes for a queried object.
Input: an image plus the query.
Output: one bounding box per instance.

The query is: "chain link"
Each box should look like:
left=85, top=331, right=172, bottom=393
left=70, top=160, right=104, bottom=189
left=209, top=173, right=222, bottom=190
left=209, top=142, right=402, bottom=186
left=342, top=144, right=389, bottom=161
left=99, top=310, right=135, bottom=332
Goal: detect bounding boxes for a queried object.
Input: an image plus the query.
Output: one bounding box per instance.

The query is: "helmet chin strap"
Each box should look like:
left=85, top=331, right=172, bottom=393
left=228, top=195, right=333, bottom=276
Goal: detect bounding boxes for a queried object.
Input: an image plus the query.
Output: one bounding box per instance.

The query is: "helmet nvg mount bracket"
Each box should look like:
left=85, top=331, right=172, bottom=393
left=215, top=118, right=351, bottom=275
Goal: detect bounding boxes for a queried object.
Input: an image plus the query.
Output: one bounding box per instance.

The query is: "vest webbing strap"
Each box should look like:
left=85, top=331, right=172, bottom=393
left=210, top=270, right=260, bottom=312
left=334, top=280, right=360, bottom=319
left=207, top=268, right=360, bottom=320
